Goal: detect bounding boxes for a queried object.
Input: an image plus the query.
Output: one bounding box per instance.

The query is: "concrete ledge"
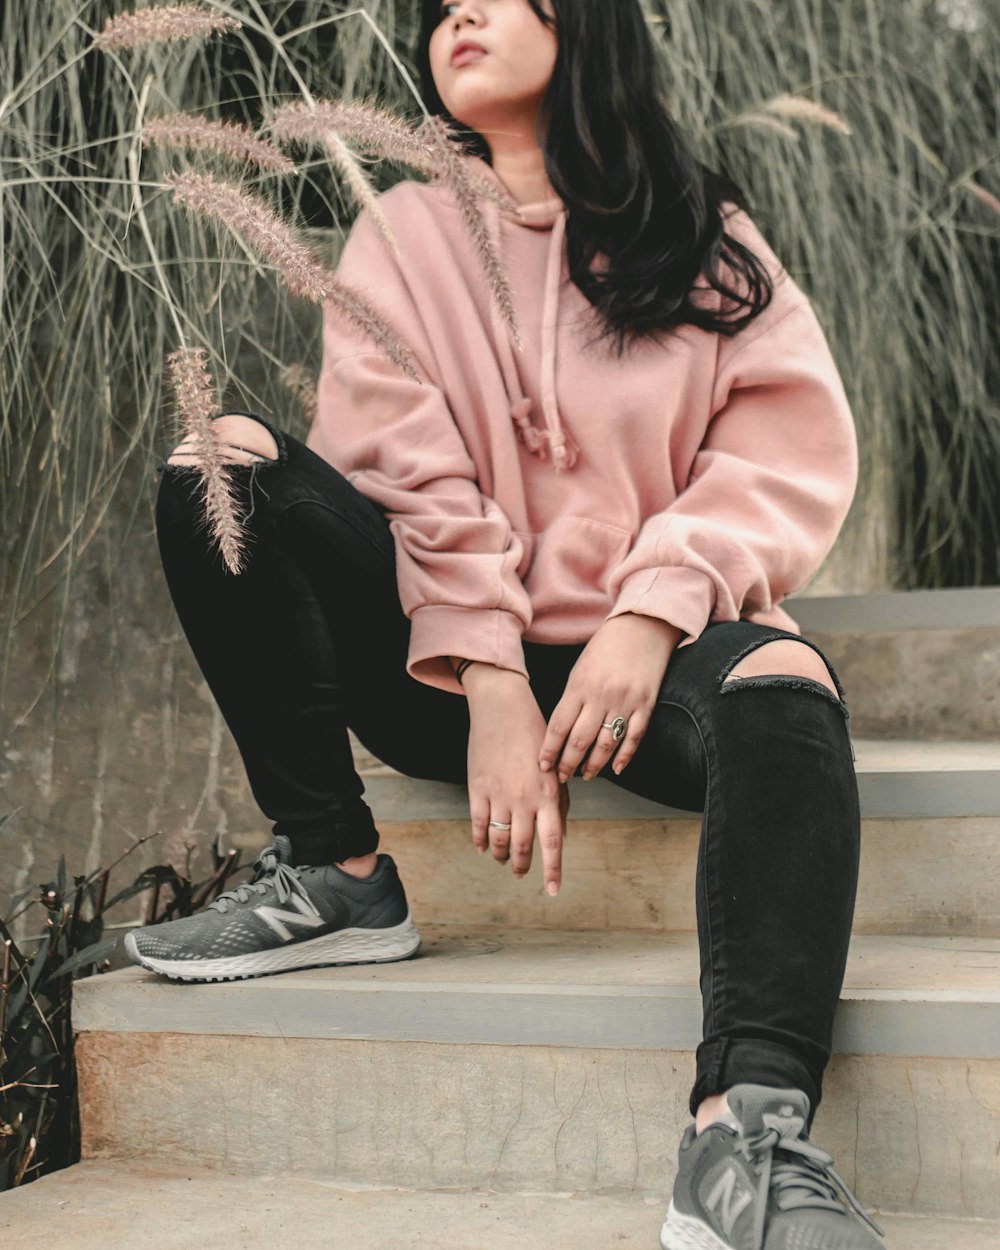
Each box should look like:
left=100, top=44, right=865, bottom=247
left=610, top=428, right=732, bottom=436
left=373, top=815, right=999, bottom=938
left=360, top=740, right=1000, bottom=821
left=74, top=929, right=1000, bottom=1059
left=72, top=1037, right=1000, bottom=1217
left=5, top=1162, right=999, bottom=1249
left=787, top=586, right=1000, bottom=632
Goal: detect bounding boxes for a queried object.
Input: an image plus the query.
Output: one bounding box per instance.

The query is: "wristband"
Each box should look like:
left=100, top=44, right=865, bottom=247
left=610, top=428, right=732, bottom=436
left=455, top=658, right=475, bottom=685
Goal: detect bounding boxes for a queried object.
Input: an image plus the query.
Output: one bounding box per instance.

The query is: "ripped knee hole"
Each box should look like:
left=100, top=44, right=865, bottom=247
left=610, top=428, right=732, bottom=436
left=721, top=639, right=842, bottom=701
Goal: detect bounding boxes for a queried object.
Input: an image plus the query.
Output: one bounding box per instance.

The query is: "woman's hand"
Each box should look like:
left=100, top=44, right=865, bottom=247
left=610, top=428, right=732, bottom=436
left=463, top=665, right=569, bottom=896
left=538, top=613, right=681, bottom=782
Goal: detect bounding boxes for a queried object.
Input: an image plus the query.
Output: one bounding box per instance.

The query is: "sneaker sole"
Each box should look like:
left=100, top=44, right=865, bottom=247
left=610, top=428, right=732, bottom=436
left=660, top=1201, right=730, bottom=1250
left=123, top=911, right=422, bottom=983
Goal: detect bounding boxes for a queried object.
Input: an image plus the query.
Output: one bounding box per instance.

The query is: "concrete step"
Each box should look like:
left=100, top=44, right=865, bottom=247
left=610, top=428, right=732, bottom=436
left=352, top=739, right=1000, bottom=822
left=331, top=739, right=1000, bottom=937
left=5, top=1162, right=999, bottom=1250
left=73, top=929, right=1000, bottom=1218
left=785, top=587, right=1000, bottom=741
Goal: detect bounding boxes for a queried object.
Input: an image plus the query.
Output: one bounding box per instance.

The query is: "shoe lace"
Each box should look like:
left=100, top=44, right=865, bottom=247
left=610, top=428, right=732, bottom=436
left=207, top=845, right=307, bottom=914
left=737, top=1125, right=885, bottom=1250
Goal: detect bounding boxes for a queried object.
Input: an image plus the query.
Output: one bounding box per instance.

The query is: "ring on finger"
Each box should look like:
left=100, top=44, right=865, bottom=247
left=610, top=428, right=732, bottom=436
left=600, top=715, right=629, bottom=743
left=488, top=819, right=512, bottom=830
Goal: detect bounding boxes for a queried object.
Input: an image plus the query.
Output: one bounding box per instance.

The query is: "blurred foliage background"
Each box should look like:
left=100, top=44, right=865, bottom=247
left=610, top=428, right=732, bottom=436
left=1, top=0, right=998, bottom=706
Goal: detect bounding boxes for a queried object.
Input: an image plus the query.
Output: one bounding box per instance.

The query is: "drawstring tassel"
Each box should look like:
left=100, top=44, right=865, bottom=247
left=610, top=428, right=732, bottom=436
left=548, top=430, right=577, bottom=472
left=510, top=400, right=579, bottom=469
left=510, top=398, right=545, bottom=454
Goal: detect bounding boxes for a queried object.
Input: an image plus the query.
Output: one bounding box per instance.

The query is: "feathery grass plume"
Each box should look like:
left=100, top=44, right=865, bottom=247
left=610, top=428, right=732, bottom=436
left=143, top=114, right=295, bottom=174
left=418, top=115, right=522, bottom=350
left=960, top=177, right=1000, bottom=217
left=761, top=94, right=853, bottom=137
left=271, top=99, right=442, bottom=178
left=166, top=347, right=246, bottom=575
left=720, top=112, right=800, bottom=142
left=269, top=100, right=518, bottom=214
left=281, top=364, right=319, bottom=428
left=164, top=170, right=419, bottom=379
left=95, top=4, right=241, bottom=52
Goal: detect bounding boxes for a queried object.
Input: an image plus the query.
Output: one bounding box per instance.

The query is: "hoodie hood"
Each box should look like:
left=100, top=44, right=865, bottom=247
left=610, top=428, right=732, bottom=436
left=460, top=153, right=579, bottom=473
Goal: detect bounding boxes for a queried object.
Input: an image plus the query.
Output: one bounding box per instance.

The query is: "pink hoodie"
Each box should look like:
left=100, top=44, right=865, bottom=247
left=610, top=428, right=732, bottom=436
left=309, top=154, right=858, bottom=695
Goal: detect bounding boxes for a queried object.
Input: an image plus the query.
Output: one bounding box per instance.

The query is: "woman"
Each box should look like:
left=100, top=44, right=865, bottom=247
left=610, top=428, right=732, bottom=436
left=128, top=2, right=885, bottom=1247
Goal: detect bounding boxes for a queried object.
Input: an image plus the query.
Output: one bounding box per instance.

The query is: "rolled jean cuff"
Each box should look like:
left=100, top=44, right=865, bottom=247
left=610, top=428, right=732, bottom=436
left=274, top=797, right=381, bottom=866
left=689, top=1037, right=823, bottom=1128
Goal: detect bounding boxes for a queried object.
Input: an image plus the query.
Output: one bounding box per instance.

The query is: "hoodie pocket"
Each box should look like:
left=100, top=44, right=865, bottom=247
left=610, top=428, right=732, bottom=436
left=520, top=516, right=633, bottom=624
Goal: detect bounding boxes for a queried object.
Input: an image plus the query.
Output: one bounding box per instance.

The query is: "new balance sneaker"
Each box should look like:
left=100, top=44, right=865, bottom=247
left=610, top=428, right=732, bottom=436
left=123, top=836, right=420, bottom=982
left=660, top=1084, right=885, bottom=1250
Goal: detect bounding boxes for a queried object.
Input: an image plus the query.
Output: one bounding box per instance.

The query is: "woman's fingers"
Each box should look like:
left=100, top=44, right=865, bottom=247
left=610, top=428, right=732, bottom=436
left=580, top=715, right=623, bottom=780
left=610, top=707, right=651, bottom=775
left=509, top=809, right=535, bottom=877
left=470, top=792, right=492, bottom=853
left=554, top=707, right=608, bottom=783
left=538, top=693, right=583, bottom=774
left=488, top=812, right=513, bottom=864
left=535, top=801, right=563, bottom=895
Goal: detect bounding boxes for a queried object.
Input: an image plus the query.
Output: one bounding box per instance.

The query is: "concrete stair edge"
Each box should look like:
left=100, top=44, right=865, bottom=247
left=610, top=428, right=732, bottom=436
left=357, top=740, right=1000, bottom=822
left=73, top=929, right=1000, bottom=1059
left=4, top=1162, right=1000, bottom=1250
left=786, top=585, right=1000, bottom=632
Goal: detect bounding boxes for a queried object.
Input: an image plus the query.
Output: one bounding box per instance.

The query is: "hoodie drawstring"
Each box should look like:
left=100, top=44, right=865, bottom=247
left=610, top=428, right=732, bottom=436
left=488, top=197, right=579, bottom=473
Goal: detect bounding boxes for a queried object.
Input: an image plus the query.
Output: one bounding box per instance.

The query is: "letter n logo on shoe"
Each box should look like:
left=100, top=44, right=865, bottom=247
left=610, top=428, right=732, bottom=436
left=255, top=892, right=324, bottom=941
left=702, top=1163, right=754, bottom=1239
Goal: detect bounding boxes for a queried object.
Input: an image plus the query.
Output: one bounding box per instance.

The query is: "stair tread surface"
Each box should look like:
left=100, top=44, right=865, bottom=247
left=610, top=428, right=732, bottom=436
left=357, top=739, right=1000, bottom=819
left=3, top=1162, right=998, bottom=1249
left=75, top=929, right=1000, bottom=1057
left=851, top=740, right=1000, bottom=771
left=81, top=928, right=1000, bottom=993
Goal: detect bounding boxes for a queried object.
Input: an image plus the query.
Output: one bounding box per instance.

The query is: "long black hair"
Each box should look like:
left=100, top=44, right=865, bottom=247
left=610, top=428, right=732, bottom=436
left=416, top=0, right=773, bottom=356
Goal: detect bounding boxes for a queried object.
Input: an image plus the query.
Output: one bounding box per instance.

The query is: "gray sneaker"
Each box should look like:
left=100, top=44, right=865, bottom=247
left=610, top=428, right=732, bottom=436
left=660, top=1084, right=885, bottom=1250
left=123, top=836, right=420, bottom=982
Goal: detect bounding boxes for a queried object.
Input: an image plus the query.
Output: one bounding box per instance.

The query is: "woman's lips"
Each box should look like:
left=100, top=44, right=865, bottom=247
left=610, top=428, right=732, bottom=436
left=452, top=45, right=487, bottom=67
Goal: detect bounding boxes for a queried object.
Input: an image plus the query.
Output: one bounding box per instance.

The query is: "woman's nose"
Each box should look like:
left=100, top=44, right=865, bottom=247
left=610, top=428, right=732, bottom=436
left=451, top=2, right=482, bottom=29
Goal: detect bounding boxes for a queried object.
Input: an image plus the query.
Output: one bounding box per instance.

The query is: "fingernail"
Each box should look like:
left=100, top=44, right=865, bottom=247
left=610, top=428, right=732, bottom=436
left=546, top=882, right=559, bottom=896
left=539, top=760, right=550, bottom=771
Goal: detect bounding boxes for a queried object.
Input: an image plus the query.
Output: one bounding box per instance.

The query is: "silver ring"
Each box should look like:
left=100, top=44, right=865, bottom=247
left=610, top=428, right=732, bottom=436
left=601, top=716, right=628, bottom=742
left=488, top=819, right=512, bottom=830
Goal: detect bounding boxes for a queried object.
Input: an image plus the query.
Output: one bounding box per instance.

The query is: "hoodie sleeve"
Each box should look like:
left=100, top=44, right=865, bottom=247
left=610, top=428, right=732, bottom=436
left=309, top=202, right=533, bottom=695
left=604, top=234, right=858, bottom=643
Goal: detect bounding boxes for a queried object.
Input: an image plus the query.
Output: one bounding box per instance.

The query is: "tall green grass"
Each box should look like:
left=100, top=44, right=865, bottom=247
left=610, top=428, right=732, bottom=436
left=1, top=1, right=997, bottom=702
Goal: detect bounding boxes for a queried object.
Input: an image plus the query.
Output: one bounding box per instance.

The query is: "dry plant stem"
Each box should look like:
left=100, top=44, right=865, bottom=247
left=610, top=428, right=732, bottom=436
left=281, top=363, right=319, bottom=426
left=12, top=1136, right=36, bottom=1188
left=0, top=939, right=11, bottom=1038
left=189, top=850, right=239, bottom=911
left=166, top=346, right=247, bottom=576
left=420, top=115, right=522, bottom=350
left=323, top=130, right=399, bottom=255
left=961, top=178, right=1000, bottom=216
left=95, top=5, right=241, bottom=52
left=165, top=171, right=420, bottom=380
left=143, top=113, right=296, bottom=174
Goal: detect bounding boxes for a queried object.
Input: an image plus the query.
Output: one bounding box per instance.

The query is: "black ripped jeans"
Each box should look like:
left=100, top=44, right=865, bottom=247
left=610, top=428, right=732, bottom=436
left=155, top=412, right=861, bottom=1124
